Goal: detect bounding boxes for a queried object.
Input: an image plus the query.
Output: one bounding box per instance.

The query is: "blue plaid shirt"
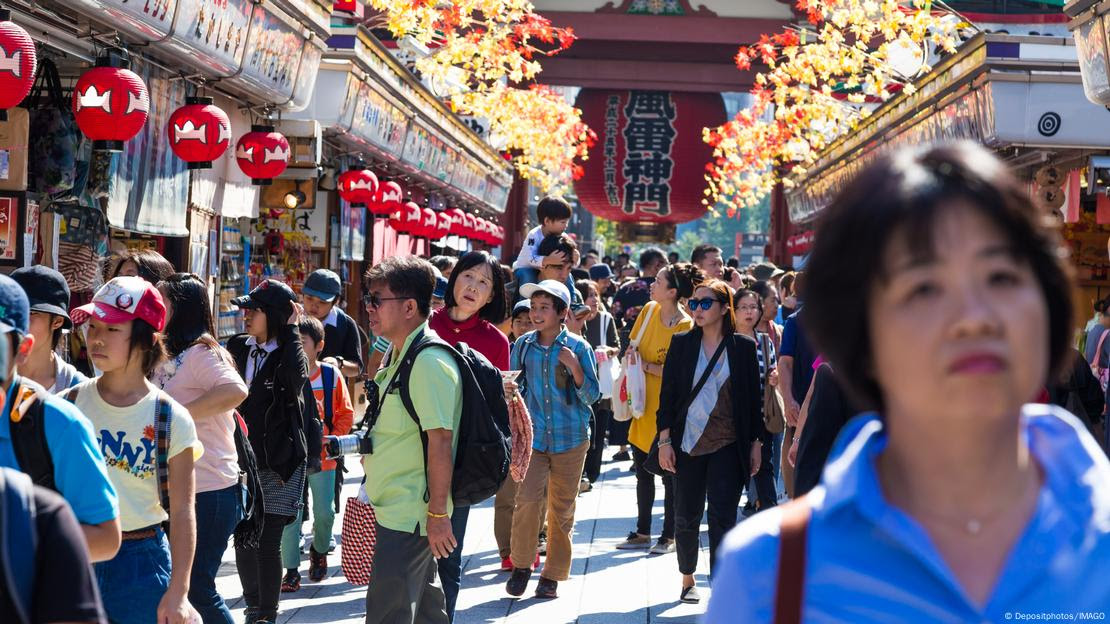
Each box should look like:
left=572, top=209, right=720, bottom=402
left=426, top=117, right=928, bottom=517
left=511, top=328, right=600, bottom=454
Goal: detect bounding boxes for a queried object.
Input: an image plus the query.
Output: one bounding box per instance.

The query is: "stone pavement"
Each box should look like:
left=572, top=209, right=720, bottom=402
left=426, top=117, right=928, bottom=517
left=215, top=448, right=716, bottom=623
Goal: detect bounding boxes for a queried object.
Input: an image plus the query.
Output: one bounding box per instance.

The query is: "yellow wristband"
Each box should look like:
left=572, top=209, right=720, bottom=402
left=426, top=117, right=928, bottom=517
left=427, top=510, right=449, bottom=519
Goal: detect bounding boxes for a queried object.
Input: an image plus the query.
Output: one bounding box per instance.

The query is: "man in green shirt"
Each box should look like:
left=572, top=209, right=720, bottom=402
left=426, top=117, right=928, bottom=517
left=361, top=256, right=462, bottom=624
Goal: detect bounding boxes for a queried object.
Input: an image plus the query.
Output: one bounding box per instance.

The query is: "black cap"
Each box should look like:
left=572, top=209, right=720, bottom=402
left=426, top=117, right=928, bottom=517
left=232, top=279, right=298, bottom=310
left=11, top=266, right=71, bottom=329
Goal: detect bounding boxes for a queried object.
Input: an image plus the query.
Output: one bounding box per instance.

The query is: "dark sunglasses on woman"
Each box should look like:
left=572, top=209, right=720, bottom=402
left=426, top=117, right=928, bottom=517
left=687, top=298, right=722, bottom=311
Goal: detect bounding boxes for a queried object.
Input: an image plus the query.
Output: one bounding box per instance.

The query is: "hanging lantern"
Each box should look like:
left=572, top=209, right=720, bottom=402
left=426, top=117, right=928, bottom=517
left=420, top=206, right=438, bottom=238
left=0, top=9, right=36, bottom=122
left=461, top=213, right=477, bottom=239
left=372, top=179, right=404, bottom=216
left=166, top=96, right=231, bottom=169
left=475, top=218, right=491, bottom=244
left=235, top=125, right=289, bottom=185
left=493, top=225, right=505, bottom=246
left=435, top=210, right=452, bottom=240
left=445, top=208, right=467, bottom=237
left=72, top=49, right=149, bottom=152
left=337, top=168, right=378, bottom=206
left=389, top=201, right=422, bottom=234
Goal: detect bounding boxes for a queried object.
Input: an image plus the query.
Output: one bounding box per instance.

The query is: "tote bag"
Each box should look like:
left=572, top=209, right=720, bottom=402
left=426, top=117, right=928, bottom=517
left=596, top=313, right=621, bottom=399
left=340, top=487, right=378, bottom=586
left=612, top=302, right=655, bottom=422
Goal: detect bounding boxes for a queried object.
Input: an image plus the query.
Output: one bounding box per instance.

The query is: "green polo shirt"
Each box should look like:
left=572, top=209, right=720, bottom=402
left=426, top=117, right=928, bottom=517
left=362, top=322, right=462, bottom=535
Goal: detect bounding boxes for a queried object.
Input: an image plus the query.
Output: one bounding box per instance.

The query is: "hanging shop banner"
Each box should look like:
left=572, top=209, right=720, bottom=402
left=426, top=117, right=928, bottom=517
left=573, top=90, right=724, bottom=224
left=237, top=5, right=304, bottom=104
left=349, top=80, right=409, bottom=156
left=485, top=176, right=510, bottom=211
left=159, top=0, right=255, bottom=77
left=190, top=95, right=260, bottom=220
left=339, top=199, right=365, bottom=262
left=402, top=122, right=452, bottom=179
left=288, top=40, right=324, bottom=112
left=107, top=60, right=189, bottom=236
left=1074, top=13, right=1110, bottom=106
left=70, top=0, right=177, bottom=43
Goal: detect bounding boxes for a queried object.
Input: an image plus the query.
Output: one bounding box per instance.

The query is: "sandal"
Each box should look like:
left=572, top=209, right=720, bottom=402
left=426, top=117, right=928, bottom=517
left=281, top=569, right=301, bottom=593
left=680, top=585, right=700, bottom=604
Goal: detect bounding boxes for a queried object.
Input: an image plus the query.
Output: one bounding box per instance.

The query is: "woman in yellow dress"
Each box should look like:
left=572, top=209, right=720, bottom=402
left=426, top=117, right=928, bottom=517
left=616, top=262, right=705, bottom=554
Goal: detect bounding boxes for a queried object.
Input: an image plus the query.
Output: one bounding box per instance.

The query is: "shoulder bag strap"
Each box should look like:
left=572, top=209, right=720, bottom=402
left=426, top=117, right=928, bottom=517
left=773, top=495, right=811, bottom=624
left=1095, top=329, right=1110, bottom=372
left=630, top=302, right=655, bottom=348
left=677, top=339, right=727, bottom=417
left=322, top=363, right=335, bottom=431
left=760, top=334, right=772, bottom=384
left=154, top=393, right=173, bottom=516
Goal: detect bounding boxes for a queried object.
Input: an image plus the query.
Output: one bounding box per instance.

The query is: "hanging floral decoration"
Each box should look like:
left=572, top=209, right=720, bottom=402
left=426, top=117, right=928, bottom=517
left=704, top=0, right=971, bottom=215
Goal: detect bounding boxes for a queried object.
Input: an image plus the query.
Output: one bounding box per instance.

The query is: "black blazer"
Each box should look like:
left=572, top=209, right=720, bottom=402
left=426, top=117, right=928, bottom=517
left=794, top=364, right=855, bottom=497
left=656, top=329, right=762, bottom=462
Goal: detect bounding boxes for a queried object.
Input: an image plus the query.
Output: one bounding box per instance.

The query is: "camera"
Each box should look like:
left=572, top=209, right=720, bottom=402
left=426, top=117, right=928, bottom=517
left=324, top=430, right=373, bottom=459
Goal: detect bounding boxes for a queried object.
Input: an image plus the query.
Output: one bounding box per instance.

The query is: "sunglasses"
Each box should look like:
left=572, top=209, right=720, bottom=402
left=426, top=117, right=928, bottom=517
left=361, top=293, right=410, bottom=309
left=687, top=298, right=722, bottom=311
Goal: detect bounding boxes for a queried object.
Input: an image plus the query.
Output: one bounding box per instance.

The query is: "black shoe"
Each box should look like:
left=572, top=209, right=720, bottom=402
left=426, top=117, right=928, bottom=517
left=741, top=502, right=757, bottom=518
left=506, top=567, right=531, bottom=597
left=308, top=546, right=328, bottom=582
left=680, top=585, right=701, bottom=604
left=535, top=577, right=558, bottom=599
left=612, top=450, right=631, bottom=462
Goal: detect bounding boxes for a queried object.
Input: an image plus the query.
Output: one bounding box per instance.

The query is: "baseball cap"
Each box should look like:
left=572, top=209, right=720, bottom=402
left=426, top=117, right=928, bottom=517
left=303, top=269, right=342, bottom=303
left=231, top=279, right=298, bottom=311
left=752, top=262, right=781, bottom=281
left=71, top=276, right=167, bottom=331
left=0, top=273, right=30, bottom=335
left=512, top=299, right=531, bottom=317
left=520, top=279, right=571, bottom=309
left=433, top=276, right=449, bottom=300
left=588, top=264, right=613, bottom=281
left=11, top=266, right=72, bottom=329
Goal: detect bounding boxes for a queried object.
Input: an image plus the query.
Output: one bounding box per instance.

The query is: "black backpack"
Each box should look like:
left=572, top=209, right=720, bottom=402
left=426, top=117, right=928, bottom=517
left=381, top=330, right=511, bottom=507
left=8, top=381, right=55, bottom=491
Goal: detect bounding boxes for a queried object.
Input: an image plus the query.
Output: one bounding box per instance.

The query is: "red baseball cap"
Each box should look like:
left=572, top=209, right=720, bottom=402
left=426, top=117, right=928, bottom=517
left=71, top=276, right=167, bottom=331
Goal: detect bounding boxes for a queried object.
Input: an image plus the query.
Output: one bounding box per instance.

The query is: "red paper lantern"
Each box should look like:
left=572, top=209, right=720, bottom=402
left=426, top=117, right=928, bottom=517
left=0, top=10, right=36, bottom=122
left=166, top=96, right=230, bottom=169
left=389, top=201, right=422, bottom=234
left=372, top=179, right=404, bottom=216
left=435, top=211, right=452, bottom=240
left=236, top=125, right=289, bottom=186
left=476, top=218, right=492, bottom=244
left=338, top=168, right=378, bottom=206
left=73, top=51, right=149, bottom=152
left=461, top=213, right=477, bottom=239
left=445, top=208, right=466, bottom=236
left=573, top=90, right=725, bottom=225
left=419, top=206, right=438, bottom=238
left=493, top=225, right=505, bottom=246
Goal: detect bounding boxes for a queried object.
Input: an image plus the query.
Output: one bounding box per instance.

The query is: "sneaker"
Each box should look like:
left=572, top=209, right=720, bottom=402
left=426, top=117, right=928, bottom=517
left=280, top=569, right=301, bottom=593
left=534, top=577, right=558, bottom=599
left=650, top=538, right=675, bottom=554
left=578, top=478, right=592, bottom=494
left=328, top=535, right=337, bottom=553
left=612, top=449, right=631, bottom=462
left=616, top=532, right=652, bottom=550
left=680, top=585, right=701, bottom=604
left=506, top=567, right=531, bottom=597
left=308, top=546, right=328, bottom=582
left=500, top=556, right=513, bottom=572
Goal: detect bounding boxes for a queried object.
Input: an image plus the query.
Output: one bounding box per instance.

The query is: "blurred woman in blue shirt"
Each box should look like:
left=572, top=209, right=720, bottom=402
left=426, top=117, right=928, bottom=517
left=707, top=142, right=1110, bottom=622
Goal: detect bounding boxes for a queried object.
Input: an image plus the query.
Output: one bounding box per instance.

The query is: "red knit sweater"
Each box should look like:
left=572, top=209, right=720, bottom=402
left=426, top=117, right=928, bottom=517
left=428, top=307, right=511, bottom=371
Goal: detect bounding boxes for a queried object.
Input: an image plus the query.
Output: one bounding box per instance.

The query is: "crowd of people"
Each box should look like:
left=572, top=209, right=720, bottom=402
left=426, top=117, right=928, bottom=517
left=1, top=142, right=1108, bottom=624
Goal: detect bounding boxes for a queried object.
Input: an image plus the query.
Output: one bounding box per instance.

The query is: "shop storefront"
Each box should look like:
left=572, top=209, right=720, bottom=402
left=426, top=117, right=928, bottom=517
left=779, top=33, right=1110, bottom=327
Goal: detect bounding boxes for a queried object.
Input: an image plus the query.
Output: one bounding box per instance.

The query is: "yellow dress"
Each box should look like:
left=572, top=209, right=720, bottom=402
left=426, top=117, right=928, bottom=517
left=627, top=302, right=694, bottom=453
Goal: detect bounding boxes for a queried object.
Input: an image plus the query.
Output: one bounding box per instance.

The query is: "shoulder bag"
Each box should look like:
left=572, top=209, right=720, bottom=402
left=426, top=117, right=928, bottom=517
left=613, top=302, right=655, bottom=422
left=762, top=334, right=786, bottom=434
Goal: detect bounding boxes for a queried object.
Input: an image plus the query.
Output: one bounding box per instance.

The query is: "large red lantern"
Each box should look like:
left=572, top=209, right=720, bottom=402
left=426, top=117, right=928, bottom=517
left=0, top=10, right=36, bottom=122
left=434, top=211, right=452, bottom=240
left=476, top=218, right=492, bottom=244
left=372, top=179, right=404, bottom=216
left=389, top=201, right=422, bottom=234
left=445, top=208, right=466, bottom=237
left=461, top=213, right=477, bottom=239
left=73, top=50, right=149, bottom=152
left=419, top=206, right=438, bottom=238
left=236, top=125, right=289, bottom=185
left=338, top=168, right=378, bottom=206
left=166, top=96, right=230, bottom=169
left=493, top=225, right=505, bottom=246
left=573, top=90, right=725, bottom=236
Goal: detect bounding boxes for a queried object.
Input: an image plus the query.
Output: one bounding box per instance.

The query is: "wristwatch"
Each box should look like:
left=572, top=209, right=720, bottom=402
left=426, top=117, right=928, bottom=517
left=334, top=356, right=346, bottom=371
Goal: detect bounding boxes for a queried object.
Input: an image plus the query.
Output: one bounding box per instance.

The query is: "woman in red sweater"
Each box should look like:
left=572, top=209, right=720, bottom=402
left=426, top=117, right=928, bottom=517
left=427, top=250, right=510, bottom=621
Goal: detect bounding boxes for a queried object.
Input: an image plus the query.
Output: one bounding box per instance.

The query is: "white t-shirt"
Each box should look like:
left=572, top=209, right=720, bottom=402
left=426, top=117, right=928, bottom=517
left=72, top=380, right=203, bottom=531
left=512, top=224, right=546, bottom=270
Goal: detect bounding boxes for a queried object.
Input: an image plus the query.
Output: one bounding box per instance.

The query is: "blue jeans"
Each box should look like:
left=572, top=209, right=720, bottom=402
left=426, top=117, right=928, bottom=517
left=95, top=529, right=171, bottom=624
left=190, top=485, right=244, bottom=624
left=280, top=469, right=338, bottom=569
left=437, top=505, right=470, bottom=622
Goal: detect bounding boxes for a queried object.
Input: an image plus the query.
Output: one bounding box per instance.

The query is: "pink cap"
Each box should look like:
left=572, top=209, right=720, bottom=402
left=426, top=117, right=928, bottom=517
left=71, top=276, right=167, bottom=331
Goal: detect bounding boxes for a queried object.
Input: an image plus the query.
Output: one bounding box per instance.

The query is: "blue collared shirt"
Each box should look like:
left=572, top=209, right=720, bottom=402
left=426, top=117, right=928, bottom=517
left=511, top=328, right=600, bottom=454
left=0, top=376, right=119, bottom=526
left=706, top=405, right=1110, bottom=623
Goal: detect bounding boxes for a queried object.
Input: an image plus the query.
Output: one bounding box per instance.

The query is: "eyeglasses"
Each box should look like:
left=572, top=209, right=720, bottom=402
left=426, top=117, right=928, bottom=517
left=687, top=298, right=722, bottom=311
left=361, top=293, right=409, bottom=309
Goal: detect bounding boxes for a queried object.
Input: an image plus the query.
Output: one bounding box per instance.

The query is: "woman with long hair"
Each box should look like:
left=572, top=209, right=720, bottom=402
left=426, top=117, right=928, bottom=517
left=707, top=143, right=1110, bottom=620
left=735, top=287, right=781, bottom=513
left=228, top=281, right=309, bottom=624
left=69, top=276, right=202, bottom=624
left=655, top=279, right=762, bottom=603
left=109, top=249, right=175, bottom=285
left=154, top=273, right=248, bottom=624
left=617, top=262, right=704, bottom=554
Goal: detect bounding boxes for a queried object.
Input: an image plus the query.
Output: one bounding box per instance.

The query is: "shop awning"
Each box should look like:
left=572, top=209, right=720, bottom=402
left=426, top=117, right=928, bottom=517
left=786, top=33, right=1109, bottom=223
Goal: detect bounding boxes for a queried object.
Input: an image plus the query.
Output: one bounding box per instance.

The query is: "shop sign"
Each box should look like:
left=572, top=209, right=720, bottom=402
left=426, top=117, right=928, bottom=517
left=349, top=81, right=409, bottom=155
left=485, top=176, right=510, bottom=212
left=339, top=199, right=366, bottom=261
left=288, top=41, right=324, bottom=112
left=160, top=0, right=254, bottom=76
left=71, top=0, right=176, bottom=42
left=237, top=5, right=303, bottom=104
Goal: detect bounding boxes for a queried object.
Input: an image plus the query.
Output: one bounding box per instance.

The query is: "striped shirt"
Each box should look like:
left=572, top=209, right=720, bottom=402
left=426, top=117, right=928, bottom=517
left=511, top=328, right=600, bottom=454
left=754, top=331, right=778, bottom=397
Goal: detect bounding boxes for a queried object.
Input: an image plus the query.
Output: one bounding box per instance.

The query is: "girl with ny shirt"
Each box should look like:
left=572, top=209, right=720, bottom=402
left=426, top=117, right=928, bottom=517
left=69, top=276, right=203, bottom=624
left=154, top=273, right=249, bottom=624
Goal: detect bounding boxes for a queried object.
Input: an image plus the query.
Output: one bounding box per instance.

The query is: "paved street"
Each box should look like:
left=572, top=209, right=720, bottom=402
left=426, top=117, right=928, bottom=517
left=215, top=448, right=713, bottom=624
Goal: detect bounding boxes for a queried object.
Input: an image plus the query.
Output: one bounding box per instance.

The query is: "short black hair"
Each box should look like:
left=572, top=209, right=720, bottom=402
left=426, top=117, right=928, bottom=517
left=618, top=253, right=630, bottom=261
left=531, top=291, right=568, bottom=315
left=691, top=244, right=721, bottom=265
left=444, top=251, right=507, bottom=324
left=602, top=255, right=614, bottom=265
left=667, top=251, right=679, bottom=263
left=364, top=256, right=436, bottom=317
left=537, top=196, right=573, bottom=223
left=537, top=234, right=577, bottom=259
left=802, top=142, right=1074, bottom=411
left=429, top=255, right=457, bottom=275
left=639, top=247, right=666, bottom=270
left=1098, top=299, right=1110, bottom=315
left=298, top=315, right=325, bottom=345
left=726, top=257, right=740, bottom=268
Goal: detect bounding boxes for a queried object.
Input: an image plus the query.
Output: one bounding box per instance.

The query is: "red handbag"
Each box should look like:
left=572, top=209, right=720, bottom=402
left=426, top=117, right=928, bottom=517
left=340, top=495, right=378, bottom=586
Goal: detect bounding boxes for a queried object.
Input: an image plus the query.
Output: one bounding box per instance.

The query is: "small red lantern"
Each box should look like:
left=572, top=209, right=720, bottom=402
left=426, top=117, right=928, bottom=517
left=389, top=201, right=422, bottom=234
left=0, top=10, right=36, bottom=122
left=461, top=213, right=477, bottom=239
left=236, top=125, right=289, bottom=185
left=337, top=168, right=378, bottom=206
left=372, top=179, right=404, bottom=216
left=445, top=208, right=466, bottom=237
left=474, top=218, right=489, bottom=243
left=493, top=226, right=505, bottom=246
left=167, top=96, right=230, bottom=169
left=73, top=49, right=149, bottom=152
left=420, top=206, right=438, bottom=238
left=435, top=211, right=452, bottom=240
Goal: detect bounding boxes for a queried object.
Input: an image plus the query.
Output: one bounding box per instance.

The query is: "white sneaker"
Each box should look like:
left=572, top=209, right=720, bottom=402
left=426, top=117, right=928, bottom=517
left=650, top=538, right=675, bottom=555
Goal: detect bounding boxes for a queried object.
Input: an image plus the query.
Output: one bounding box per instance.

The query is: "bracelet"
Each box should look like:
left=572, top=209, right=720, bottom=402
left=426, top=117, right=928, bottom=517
left=427, top=510, right=449, bottom=519
left=657, top=438, right=671, bottom=447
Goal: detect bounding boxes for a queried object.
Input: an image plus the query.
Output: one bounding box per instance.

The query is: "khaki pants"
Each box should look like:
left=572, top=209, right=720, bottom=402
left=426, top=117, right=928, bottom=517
left=781, top=425, right=796, bottom=499
left=494, top=477, right=546, bottom=559
left=510, top=441, right=589, bottom=581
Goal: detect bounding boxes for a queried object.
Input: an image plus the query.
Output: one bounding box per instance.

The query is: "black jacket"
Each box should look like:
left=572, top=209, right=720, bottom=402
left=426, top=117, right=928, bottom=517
left=228, top=325, right=310, bottom=481
left=656, top=329, right=762, bottom=467
left=1048, top=348, right=1105, bottom=429
left=322, top=307, right=365, bottom=374
left=794, top=364, right=855, bottom=497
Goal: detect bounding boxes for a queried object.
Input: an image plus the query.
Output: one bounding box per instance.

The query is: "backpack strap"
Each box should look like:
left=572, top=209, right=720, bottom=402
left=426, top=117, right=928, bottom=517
left=773, top=495, right=811, bottom=624
left=322, top=363, right=335, bottom=432
left=154, top=393, right=173, bottom=516
left=9, top=380, right=56, bottom=491
left=0, top=468, right=37, bottom=624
